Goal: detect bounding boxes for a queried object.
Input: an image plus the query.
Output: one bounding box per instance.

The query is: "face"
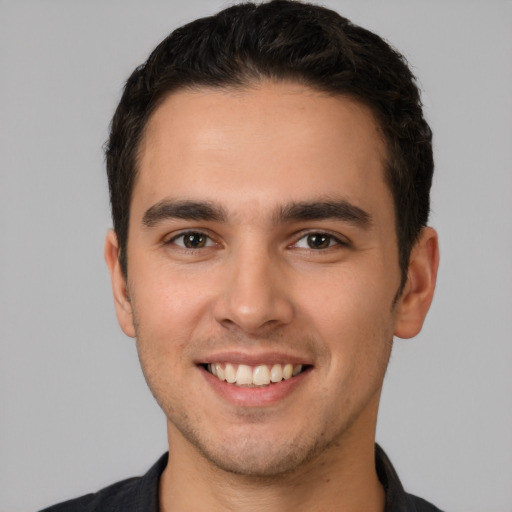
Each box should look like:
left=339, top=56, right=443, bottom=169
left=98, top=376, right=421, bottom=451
left=106, top=82, right=437, bottom=477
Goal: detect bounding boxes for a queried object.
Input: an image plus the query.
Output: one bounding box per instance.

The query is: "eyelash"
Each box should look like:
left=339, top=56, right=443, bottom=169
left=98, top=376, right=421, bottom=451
left=164, top=230, right=348, bottom=252
left=292, top=232, right=348, bottom=251
left=165, top=231, right=218, bottom=250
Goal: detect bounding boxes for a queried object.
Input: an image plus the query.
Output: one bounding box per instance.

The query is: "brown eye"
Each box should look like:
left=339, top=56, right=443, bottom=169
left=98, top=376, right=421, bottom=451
left=171, top=232, right=214, bottom=249
left=306, top=233, right=332, bottom=249
left=293, top=232, right=345, bottom=250
left=183, top=233, right=206, bottom=248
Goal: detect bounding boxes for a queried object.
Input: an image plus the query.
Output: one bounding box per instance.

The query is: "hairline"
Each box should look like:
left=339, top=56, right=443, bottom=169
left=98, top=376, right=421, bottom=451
left=130, top=76, right=395, bottom=227
left=120, top=78, right=405, bottom=285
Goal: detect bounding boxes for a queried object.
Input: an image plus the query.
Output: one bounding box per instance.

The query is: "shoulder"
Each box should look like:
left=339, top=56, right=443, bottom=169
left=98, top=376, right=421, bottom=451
left=405, top=493, right=444, bottom=512
left=38, top=453, right=168, bottom=512
left=375, top=444, right=444, bottom=512
left=38, top=476, right=141, bottom=512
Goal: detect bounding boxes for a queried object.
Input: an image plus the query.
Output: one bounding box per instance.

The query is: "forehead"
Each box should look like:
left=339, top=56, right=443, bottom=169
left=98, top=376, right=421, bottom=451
left=134, top=82, right=391, bottom=219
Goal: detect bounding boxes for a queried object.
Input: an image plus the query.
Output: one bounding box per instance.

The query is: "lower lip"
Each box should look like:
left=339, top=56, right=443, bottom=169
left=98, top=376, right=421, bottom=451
left=200, top=366, right=310, bottom=407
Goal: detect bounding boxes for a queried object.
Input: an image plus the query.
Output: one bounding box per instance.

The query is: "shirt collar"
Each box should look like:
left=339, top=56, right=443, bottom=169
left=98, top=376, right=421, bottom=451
left=135, top=445, right=417, bottom=512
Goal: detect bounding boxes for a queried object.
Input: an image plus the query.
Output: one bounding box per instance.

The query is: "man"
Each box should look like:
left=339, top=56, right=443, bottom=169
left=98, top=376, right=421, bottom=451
left=42, top=1, right=440, bottom=511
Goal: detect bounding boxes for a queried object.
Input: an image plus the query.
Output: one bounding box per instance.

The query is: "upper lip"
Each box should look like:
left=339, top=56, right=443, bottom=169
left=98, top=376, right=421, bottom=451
left=194, top=351, right=312, bottom=366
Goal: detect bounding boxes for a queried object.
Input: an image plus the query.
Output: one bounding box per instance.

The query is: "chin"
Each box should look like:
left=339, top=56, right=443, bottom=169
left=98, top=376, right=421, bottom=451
left=178, top=422, right=338, bottom=479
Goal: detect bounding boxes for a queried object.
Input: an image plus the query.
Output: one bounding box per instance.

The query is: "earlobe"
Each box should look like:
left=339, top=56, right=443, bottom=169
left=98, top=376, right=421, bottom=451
left=394, top=227, right=439, bottom=339
left=104, top=230, right=136, bottom=338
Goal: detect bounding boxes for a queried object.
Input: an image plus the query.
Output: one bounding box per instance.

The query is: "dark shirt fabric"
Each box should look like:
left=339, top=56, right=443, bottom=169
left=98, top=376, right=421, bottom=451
left=39, top=445, right=443, bottom=512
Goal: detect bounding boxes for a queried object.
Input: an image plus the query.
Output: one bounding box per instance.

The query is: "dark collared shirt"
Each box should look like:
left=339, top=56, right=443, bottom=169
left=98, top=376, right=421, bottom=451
left=40, top=445, right=443, bottom=512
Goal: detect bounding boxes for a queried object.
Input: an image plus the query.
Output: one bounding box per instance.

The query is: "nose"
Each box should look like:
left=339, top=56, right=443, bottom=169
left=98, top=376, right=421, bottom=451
left=213, top=244, right=294, bottom=335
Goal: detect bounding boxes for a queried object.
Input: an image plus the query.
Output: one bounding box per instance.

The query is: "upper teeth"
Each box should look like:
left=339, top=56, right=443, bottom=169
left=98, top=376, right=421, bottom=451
left=208, top=363, right=303, bottom=387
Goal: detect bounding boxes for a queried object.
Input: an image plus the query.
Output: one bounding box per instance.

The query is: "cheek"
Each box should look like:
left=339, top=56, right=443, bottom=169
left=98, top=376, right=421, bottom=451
left=299, top=267, right=396, bottom=363
left=130, top=260, right=213, bottom=329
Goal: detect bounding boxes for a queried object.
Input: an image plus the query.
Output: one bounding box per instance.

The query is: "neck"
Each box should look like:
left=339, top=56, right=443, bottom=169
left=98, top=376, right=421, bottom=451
left=159, top=423, right=385, bottom=512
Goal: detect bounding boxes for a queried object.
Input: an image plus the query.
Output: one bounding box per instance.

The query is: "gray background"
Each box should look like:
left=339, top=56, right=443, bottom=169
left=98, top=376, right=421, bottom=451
left=1, top=1, right=511, bottom=511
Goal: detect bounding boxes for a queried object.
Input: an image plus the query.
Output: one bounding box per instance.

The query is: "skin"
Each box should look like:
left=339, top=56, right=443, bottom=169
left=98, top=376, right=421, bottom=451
left=105, top=82, right=439, bottom=512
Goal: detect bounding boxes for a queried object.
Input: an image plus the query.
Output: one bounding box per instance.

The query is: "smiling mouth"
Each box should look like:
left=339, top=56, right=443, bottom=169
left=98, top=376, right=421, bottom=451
left=204, top=363, right=307, bottom=387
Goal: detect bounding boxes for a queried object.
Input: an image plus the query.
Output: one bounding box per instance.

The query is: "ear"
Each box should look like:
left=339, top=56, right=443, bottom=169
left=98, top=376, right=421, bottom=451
left=104, top=230, right=136, bottom=338
left=394, top=227, right=439, bottom=339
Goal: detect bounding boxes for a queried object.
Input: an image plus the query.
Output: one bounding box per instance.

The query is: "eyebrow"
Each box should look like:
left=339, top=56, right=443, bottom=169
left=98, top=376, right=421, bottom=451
left=275, top=200, right=372, bottom=228
left=142, top=199, right=227, bottom=227
left=141, top=198, right=371, bottom=229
